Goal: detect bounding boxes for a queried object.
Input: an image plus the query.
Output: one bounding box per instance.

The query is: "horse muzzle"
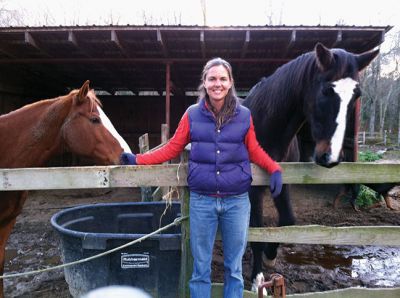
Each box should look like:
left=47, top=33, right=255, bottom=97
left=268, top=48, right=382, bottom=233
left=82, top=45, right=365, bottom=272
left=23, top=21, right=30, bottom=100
left=314, top=153, right=340, bottom=168
left=313, top=139, right=344, bottom=168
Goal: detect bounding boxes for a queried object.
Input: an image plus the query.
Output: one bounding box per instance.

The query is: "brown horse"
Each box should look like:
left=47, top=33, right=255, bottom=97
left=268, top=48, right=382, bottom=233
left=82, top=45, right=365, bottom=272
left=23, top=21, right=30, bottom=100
left=0, top=81, right=130, bottom=297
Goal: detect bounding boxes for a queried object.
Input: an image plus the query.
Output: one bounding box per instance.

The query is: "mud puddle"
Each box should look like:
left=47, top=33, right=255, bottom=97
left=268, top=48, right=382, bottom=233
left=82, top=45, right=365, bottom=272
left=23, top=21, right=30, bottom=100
left=282, top=244, right=400, bottom=287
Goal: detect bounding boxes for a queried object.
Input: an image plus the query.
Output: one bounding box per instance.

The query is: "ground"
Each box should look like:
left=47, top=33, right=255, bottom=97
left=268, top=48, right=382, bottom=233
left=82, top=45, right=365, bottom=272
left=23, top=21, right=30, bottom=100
left=4, top=146, right=400, bottom=297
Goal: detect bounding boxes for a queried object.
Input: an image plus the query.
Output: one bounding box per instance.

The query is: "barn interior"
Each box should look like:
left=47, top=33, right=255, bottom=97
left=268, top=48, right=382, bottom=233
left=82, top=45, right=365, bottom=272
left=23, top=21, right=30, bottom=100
left=0, top=25, right=390, bottom=156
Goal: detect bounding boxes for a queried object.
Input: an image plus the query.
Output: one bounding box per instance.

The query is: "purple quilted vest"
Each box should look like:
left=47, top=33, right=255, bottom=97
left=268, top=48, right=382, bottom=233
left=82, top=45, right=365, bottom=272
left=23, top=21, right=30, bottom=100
left=187, top=99, right=252, bottom=196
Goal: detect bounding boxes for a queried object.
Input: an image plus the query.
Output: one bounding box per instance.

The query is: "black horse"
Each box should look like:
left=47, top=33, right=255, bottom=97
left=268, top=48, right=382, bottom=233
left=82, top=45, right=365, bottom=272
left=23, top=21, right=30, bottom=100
left=242, top=42, right=379, bottom=288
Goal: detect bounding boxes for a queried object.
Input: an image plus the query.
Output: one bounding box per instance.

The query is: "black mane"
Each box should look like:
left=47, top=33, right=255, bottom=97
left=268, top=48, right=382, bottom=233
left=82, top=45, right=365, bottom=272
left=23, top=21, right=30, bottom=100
left=243, top=48, right=358, bottom=120
left=243, top=51, right=316, bottom=117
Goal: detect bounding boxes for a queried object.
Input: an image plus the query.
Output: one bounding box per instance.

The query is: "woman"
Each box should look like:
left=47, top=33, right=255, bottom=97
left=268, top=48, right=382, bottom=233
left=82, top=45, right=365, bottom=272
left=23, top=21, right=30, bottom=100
left=121, top=57, right=282, bottom=298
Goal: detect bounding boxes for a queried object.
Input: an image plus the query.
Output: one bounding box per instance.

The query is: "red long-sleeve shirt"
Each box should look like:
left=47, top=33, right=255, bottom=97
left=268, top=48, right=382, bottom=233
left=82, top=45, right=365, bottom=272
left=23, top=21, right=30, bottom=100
left=137, top=111, right=281, bottom=174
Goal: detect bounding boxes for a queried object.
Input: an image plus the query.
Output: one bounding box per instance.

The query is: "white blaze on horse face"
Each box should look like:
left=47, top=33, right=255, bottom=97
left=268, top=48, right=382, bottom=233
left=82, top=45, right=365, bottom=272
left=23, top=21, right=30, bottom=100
left=329, top=78, right=358, bottom=163
left=98, top=107, right=132, bottom=153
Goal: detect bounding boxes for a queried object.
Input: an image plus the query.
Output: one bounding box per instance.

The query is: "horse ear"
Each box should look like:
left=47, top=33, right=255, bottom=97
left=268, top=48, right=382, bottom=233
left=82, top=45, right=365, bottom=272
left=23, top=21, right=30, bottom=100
left=77, top=80, right=90, bottom=104
left=356, top=49, right=379, bottom=71
left=315, top=42, right=333, bottom=71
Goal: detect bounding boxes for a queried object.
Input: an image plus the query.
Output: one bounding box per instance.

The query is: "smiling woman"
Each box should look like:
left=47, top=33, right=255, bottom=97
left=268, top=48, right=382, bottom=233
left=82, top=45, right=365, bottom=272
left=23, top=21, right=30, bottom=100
left=202, top=64, right=232, bottom=112
left=120, top=57, right=282, bottom=298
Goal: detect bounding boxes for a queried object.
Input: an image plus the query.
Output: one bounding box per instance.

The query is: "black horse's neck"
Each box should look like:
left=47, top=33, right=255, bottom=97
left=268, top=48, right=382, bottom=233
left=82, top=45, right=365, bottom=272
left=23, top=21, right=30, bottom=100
left=243, top=52, right=316, bottom=160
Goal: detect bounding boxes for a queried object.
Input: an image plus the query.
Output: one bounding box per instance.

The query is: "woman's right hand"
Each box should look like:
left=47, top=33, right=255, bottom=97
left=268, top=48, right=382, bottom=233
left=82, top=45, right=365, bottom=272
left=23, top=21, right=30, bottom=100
left=120, top=152, right=137, bottom=165
left=269, top=170, right=282, bottom=198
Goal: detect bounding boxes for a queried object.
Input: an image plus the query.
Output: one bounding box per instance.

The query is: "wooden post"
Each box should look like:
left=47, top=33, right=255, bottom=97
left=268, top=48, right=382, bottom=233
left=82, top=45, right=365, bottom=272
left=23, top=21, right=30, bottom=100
left=139, top=133, right=153, bottom=201
left=139, top=133, right=149, bottom=153
left=152, top=124, right=170, bottom=200
left=354, top=98, right=360, bottom=160
left=398, top=128, right=400, bottom=146
left=166, top=63, right=171, bottom=138
left=161, top=123, right=169, bottom=144
left=384, top=130, right=387, bottom=146
left=179, top=149, right=192, bottom=298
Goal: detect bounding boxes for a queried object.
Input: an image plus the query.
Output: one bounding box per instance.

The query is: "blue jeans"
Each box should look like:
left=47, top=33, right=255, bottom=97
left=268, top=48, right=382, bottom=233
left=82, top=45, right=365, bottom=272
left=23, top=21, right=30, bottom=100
left=189, top=192, right=251, bottom=298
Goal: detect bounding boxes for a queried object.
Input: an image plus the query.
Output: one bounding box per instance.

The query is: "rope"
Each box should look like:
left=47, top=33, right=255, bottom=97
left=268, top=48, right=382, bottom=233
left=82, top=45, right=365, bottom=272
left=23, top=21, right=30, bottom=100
left=0, top=215, right=188, bottom=280
left=159, top=159, right=184, bottom=228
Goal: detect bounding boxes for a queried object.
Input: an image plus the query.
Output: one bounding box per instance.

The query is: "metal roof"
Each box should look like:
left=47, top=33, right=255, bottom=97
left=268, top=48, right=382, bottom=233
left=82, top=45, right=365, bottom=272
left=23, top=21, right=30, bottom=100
left=0, top=25, right=391, bottom=96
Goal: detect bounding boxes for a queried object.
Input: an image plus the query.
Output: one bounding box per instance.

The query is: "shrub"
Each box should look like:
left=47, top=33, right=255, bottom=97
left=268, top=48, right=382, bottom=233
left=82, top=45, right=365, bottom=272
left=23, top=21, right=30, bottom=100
left=358, top=150, right=383, bottom=162
left=355, top=185, right=381, bottom=208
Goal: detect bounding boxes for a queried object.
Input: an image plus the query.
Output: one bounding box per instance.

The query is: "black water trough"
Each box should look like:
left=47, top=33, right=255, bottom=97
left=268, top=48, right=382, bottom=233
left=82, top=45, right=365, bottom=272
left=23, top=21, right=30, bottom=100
left=51, top=201, right=181, bottom=298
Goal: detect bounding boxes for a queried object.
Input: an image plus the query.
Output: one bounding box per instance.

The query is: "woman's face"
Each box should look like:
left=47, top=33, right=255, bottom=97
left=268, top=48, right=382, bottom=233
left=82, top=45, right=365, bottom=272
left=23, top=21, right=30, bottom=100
left=203, top=65, right=232, bottom=109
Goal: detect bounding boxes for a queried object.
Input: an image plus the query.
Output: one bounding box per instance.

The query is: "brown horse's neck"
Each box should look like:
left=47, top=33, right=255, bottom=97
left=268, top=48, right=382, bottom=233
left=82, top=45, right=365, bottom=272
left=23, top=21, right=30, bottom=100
left=0, top=96, right=73, bottom=168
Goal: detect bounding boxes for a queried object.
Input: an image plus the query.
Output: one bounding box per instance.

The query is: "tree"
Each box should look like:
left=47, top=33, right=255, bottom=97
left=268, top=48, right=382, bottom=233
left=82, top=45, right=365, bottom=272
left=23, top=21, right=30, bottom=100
left=360, top=28, right=400, bottom=143
left=0, top=0, right=23, bottom=26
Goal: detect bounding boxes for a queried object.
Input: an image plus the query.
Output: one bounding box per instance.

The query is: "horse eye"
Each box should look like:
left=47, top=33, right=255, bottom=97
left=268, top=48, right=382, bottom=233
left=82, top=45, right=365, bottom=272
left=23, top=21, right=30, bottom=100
left=90, top=117, right=101, bottom=124
left=353, top=87, right=361, bottom=98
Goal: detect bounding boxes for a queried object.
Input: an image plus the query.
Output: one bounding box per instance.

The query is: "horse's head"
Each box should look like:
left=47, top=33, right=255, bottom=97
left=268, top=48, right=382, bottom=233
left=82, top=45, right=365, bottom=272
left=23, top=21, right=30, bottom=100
left=308, top=43, right=378, bottom=168
left=62, top=80, right=131, bottom=165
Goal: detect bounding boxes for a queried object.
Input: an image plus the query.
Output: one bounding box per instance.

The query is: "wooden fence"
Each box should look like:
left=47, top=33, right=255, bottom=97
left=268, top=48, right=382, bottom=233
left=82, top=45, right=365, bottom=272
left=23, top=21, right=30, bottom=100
left=1, top=162, right=400, bottom=297
left=358, top=130, right=400, bottom=146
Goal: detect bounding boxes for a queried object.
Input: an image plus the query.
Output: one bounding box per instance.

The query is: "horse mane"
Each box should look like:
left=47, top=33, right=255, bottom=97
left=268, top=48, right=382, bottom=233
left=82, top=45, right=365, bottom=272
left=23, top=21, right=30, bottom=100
left=0, top=87, right=102, bottom=146
left=68, top=88, right=103, bottom=113
left=244, top=47, right=355, bottom=119
left=0, top=88, right=101, bottom=122
left=244, top=52, right=316, bottom=117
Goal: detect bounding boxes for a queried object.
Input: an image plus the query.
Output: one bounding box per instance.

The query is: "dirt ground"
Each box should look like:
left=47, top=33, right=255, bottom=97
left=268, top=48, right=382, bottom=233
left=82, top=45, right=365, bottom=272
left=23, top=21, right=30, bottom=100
left=4, top=147, right=400, bottom=297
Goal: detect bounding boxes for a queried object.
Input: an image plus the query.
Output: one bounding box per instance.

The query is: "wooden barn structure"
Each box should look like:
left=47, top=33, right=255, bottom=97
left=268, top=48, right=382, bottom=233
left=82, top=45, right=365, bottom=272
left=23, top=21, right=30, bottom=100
left=1, top=25, right=399, bottom=297
left=0, top=25, right=391, bottom=153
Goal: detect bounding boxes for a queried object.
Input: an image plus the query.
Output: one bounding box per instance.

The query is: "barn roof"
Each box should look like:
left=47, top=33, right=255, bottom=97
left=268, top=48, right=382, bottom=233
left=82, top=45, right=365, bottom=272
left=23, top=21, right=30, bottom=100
left=0, top=25, right=392, bottom=96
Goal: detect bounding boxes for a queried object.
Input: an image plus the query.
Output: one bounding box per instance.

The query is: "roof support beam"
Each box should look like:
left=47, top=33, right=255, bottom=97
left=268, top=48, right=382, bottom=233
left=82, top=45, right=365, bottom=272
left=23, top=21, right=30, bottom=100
left=157, top=29, right=169, bottom=57
left=111, top=30, right=130, bottom=58
left=332, top=30, right=342, bottom=48
left=24, top=32, right=40, bottom=50
left=236, top=31, right=251, bottom=80
left=200, top=31, right=206, bottom=58
left=284, top=30, right=296, bottom=57
left=165, top=63, right=171, bottom=137
left=67, top=32, right=121, bottom=94
left=24, top=31, right=51, bottom=58
left=111, top=31, right=157, bottom=93
left=68, top=31, right=78, bottom=47
left=240, top=30, right=250, bottom=58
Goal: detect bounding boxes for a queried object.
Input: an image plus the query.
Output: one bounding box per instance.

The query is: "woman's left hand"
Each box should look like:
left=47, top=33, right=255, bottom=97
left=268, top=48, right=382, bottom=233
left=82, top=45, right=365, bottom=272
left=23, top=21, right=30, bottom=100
left=269, top=170, right=282, bottom=198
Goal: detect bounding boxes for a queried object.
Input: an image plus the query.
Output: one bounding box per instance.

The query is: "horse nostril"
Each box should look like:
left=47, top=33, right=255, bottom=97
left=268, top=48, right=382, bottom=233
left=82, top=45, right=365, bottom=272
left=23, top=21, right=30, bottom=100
left=314, top=152, right=331, bottom=167
left=321, top=153, right=330, bottom=164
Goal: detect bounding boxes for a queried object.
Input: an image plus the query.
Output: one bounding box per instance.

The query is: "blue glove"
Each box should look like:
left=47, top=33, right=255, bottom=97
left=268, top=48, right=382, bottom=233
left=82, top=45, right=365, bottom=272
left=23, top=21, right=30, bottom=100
left=269, top=170, right=282, bottom=198
left=120, top=152, right=137, bottom=165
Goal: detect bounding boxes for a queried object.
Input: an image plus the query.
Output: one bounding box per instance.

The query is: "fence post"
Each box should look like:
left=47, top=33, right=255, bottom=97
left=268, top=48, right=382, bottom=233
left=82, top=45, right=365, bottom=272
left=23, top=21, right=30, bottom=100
left=139, top=133, right=153, bottom=201
left=384, top=130, right=387, bottom=146
left=179, top=149, right=192, bottom=298
left=398, top=129, right=400, bottom=146
left=363, top=131, right=366, bottom=145
left=151, top=124, right=170, bottom=200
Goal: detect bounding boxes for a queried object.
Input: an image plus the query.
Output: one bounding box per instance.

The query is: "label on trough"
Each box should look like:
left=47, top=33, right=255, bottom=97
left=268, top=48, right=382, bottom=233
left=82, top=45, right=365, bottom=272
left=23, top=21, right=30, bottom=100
left=121, top=253, right=150, bottom=269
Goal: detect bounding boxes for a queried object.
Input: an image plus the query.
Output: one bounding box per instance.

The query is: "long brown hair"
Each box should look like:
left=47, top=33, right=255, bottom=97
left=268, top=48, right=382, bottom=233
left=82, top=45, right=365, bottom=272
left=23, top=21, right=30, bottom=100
left=198, top=57, right=239, bottom=128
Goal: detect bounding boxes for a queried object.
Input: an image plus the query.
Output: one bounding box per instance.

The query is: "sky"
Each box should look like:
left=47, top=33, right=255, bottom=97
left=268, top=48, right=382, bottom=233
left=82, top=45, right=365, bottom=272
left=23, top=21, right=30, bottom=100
left=2, top=0, right=400, bottom=51
left=4, top=0, right=399, bottom=27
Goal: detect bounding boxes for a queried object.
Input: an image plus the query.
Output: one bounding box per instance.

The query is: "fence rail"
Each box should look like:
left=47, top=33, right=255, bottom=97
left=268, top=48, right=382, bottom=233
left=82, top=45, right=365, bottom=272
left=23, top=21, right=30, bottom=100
left=1, top=162, right=400, bottom=191
left=2, top=162, right=400, bottom=297
left=358, top=130, right=400, bottom=146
